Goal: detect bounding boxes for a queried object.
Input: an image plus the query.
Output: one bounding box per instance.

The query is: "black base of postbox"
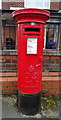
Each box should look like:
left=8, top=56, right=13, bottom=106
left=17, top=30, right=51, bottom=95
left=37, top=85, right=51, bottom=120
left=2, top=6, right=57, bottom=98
left=17, top=91, right=41, bottom=115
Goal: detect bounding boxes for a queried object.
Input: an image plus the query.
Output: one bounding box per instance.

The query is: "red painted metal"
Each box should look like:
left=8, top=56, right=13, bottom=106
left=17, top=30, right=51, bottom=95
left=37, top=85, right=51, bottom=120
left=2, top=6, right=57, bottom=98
left=12, top=8, right=50, bottom=94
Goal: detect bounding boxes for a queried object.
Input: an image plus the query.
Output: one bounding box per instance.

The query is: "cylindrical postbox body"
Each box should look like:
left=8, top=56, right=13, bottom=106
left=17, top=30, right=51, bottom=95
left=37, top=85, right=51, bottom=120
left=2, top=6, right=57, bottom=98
left=12, top=8, right=50, bottom=115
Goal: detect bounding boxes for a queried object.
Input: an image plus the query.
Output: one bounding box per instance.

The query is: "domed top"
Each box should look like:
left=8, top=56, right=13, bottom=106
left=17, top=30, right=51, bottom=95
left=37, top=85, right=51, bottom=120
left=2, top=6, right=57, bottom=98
left=12, top=8, right=50, bottom=24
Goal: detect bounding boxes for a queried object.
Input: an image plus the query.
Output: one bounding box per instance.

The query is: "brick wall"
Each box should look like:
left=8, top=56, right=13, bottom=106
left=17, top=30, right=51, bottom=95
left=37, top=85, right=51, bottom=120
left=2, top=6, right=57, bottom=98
left=42, top=72, right=60, bottom=96
left=0, top=55, right=61, bottom=96
left=43, top=56, right=61, bottom=72
left=2, top=2, right=24, bottom=9
left=50, top=2, right=60, bottom=10
left=59, top=1, right=61, bottom=10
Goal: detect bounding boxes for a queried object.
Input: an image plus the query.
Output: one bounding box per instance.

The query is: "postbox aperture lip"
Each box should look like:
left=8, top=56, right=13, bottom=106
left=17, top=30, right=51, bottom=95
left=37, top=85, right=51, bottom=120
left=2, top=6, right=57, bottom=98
left=12, top=8, right=50, bottom=21
left=12, top=8, right=50, bottom=17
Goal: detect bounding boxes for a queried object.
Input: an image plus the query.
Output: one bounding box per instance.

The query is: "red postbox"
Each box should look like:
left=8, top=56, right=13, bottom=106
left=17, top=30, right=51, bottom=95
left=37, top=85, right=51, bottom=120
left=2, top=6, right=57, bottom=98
left=12, top=8, right=50, bottom=115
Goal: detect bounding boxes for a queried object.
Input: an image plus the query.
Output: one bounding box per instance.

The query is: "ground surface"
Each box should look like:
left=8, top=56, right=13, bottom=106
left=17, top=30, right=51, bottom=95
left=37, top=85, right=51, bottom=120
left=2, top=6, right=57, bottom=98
left=2, top=95, right=61, bottom=119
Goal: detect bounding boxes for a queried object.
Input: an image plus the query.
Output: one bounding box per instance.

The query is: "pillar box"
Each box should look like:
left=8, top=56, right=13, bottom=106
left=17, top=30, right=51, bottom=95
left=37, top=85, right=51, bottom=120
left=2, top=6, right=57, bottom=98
left=12, top=8, right=50, bottom=115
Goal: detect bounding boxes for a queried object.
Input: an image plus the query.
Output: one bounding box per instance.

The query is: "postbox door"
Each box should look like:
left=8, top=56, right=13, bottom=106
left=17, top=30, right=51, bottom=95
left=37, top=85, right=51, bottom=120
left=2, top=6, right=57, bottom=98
left=18, top=32, right=44, bottom=94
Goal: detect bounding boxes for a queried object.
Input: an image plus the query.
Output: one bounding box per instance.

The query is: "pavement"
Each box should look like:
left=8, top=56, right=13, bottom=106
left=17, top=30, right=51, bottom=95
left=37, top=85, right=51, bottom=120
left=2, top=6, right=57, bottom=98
left=2, top=96, right=42, bottom=119
left=1, top=95, right=60, bottom=119
left=0, top=95, right=2, bottom=120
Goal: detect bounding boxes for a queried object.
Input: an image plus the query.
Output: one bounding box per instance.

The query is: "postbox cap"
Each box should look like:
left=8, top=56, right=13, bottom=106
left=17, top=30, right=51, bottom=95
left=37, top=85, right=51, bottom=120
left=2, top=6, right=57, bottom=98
left=12, top=8, right=50, bottom=24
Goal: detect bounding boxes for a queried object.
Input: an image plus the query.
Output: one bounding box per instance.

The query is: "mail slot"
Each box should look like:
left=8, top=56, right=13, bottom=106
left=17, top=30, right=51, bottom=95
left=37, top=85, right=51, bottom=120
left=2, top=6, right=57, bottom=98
left=12, top=8, right=50, bottom=115
left=25, top=28, right=40, bottom=32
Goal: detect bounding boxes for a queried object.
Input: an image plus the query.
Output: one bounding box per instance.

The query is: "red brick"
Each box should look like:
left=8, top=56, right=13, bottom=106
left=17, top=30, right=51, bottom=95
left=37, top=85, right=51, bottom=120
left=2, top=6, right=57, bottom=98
left=0, top=73, right=3, bottom=76
left=50, top=2, right=59, bottom=10
left=49, top=72, right=59, bottom=76
left=6, top=72, right=17, bottom=77
left=0, top=72, right=17, bottom=77
left=51, top=56, right=61, bottom=60
left=0, top=77, right=8, bottom=82
left=43, top=56, right=50, bottom=60
left=42, top=77, right=53, bottom=81
left=7, top=77, right=17, bottom=81
left=59, top=72, right=61, bottom=76
left=2, top=90, right=17, bottom=95
left=42, top=72, right=49, bottom=76
left=5, top=56, right=17, bottom=60
left=2, top=2, right=24, bottom=9
left=52, top=77, right=60, bottom=81
left=2, top=86, right=17, bottom=90
left=42, top=77, right=60, bottom=81
left=0, top=56, right=6, bottom=59
left=2, top=81, right=17, bottom=87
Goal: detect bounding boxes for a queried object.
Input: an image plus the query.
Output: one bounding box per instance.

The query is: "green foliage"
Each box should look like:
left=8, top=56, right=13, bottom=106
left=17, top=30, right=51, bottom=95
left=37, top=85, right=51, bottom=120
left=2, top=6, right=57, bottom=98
left=44, top=98, right=56, bottom=105
left=3, top=94, right=12, bottom=97
left=41, top=96, right=59, bottom=111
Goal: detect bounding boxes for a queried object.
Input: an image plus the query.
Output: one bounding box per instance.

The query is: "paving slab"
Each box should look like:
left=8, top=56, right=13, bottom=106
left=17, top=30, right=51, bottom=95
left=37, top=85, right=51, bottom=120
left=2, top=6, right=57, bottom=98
left=2, top=96, right=60, bottom=119
left=2, top=96, right=42, bottom=118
